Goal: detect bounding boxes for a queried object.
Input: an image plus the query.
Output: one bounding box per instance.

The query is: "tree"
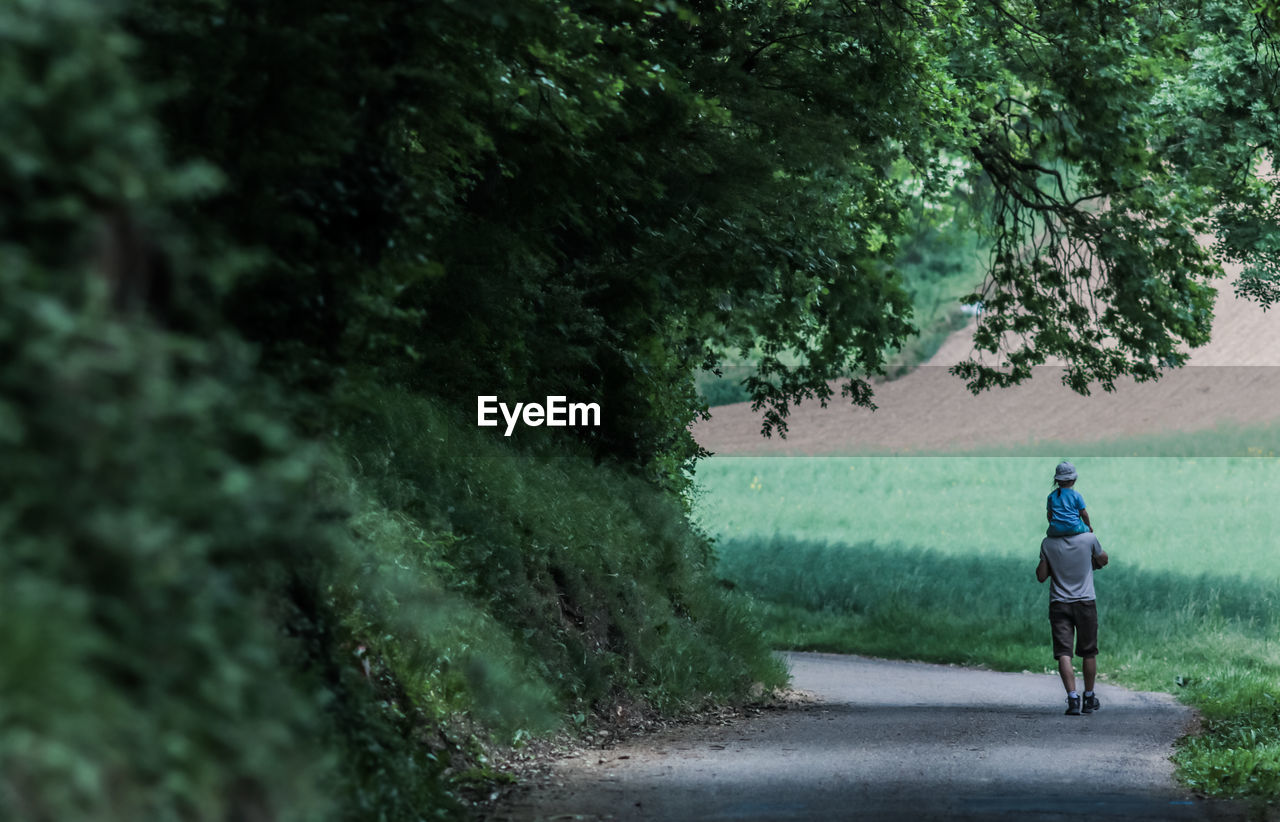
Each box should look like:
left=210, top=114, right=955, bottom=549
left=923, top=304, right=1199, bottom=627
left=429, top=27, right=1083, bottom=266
left=120, top=0, right=1280, bottom=483
left=947, top=0, right=1274, bottom=395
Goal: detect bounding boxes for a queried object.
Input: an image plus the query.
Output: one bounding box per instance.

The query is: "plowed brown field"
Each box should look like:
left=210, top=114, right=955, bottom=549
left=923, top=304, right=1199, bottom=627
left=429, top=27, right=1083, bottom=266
left=693, top=265, right=1280, bottom=455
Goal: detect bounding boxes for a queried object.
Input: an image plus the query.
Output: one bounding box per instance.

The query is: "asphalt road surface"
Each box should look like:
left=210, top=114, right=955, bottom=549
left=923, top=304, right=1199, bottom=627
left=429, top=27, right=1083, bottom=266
left=491, top=652, right=1258, bottom=821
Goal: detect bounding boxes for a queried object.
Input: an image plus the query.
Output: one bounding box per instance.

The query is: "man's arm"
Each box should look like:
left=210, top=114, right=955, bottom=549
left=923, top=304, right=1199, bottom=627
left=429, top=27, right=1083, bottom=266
left=1036, top=555, right=1051, bottom=583
left=1093, top=550, right=1109, bottom=569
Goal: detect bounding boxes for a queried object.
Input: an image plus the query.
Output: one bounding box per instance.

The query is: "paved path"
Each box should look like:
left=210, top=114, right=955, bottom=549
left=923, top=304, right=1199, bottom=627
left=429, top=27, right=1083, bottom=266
left=492, top=652, right=1253, bottom=821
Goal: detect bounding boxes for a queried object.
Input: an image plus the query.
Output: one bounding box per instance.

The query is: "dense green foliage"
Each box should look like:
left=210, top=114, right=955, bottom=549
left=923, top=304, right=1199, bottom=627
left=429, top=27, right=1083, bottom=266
left=0, top=6, right=338, bottom=817
left=120, top=0, right=1280, bottom=455
left=696, top=452, right=1280, bottom=798
left=696, top=208, right=988, bottom=406
left=0, top=2, right=784, bottom=820
left=10, top=0, right=1280, bottom=817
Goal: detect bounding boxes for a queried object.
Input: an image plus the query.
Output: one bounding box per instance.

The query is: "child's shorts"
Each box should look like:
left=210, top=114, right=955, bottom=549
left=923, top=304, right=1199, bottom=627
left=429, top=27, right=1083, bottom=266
left=1047, top=522, right=1090, bottom=537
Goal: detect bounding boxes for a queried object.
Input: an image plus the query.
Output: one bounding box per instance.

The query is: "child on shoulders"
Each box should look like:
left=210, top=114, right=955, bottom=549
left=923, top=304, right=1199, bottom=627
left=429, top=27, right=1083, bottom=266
left=1046, top=461, right=1092, bottom=537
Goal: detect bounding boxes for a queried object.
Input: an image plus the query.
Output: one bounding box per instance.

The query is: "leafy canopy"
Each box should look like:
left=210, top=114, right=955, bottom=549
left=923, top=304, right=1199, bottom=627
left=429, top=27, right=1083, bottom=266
left=121, top=0, right=1280, bottom=468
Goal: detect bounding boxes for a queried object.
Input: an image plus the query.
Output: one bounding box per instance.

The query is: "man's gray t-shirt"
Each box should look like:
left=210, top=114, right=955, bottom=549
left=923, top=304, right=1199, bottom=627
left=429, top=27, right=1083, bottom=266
left=1040, top=532, right=1105, bottom=602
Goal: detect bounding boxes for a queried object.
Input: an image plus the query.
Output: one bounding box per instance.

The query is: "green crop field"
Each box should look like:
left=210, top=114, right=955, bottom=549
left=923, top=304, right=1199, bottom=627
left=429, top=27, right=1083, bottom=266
left=693, top=439, right=1280, bottom=799
left=696, top=455, right=1280, bottom=579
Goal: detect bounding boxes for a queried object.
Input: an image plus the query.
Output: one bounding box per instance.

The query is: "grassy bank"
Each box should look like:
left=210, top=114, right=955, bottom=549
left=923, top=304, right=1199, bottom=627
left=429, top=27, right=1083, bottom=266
left=694, top=445, right=1280, bottom=798
left=1, top=347, right=787, bottom=821
left=332, top=381, right=788, bottom=724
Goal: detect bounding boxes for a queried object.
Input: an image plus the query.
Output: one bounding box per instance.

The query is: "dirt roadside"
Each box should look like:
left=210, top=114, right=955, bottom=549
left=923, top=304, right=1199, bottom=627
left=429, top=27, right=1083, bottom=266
left=486, top=652, right=1263, bottom=822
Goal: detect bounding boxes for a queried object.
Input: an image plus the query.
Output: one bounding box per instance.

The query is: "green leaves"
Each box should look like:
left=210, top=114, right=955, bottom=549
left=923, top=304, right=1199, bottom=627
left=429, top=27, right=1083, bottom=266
left=941, top=0, right=1276, bottom=395
left=102, top=0, right=1280, bottom=473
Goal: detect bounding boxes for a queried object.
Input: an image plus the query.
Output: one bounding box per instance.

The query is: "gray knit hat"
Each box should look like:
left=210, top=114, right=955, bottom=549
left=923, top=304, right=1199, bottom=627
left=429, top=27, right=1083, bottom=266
left=1054, top=461, right=1077, bottom=482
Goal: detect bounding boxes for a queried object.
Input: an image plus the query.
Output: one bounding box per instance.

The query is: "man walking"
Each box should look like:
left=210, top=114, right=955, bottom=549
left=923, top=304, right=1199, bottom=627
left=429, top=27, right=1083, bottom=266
left=1036, top=528, right=1108, bottom=715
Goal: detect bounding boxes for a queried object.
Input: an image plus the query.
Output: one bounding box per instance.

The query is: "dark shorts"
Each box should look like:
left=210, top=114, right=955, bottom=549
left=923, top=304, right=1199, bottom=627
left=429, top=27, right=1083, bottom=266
left=1049, top=599, right=1098, bottom=660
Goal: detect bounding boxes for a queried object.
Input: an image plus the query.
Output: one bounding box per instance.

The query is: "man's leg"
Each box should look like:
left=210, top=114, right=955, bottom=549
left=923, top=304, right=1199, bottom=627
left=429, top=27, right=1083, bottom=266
left=1050, top=601, right=1083, bottom=713
left=1057, top=654, right=1077, bottom=694
left=1050, top=602, right=1078, bottom=693
left=1058, top=654, right=1082, bottom=714
left=1076, top=601, right=1101, bottom=713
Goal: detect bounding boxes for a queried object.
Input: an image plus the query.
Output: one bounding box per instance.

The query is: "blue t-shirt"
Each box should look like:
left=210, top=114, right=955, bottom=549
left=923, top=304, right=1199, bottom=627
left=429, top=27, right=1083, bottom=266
left=1047, top=487, right=1086, bottom=532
